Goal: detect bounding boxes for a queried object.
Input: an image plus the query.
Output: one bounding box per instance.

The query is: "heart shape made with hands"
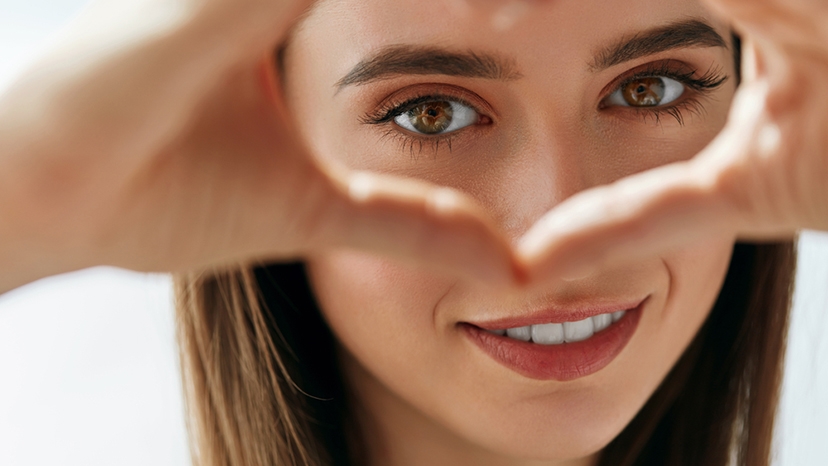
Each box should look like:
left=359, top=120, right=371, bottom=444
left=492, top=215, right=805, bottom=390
left=509, top=0, right=828, bottom=284
left=314, top=0, right=828, bottom=288
left=3, top=0, right=825, bottom=294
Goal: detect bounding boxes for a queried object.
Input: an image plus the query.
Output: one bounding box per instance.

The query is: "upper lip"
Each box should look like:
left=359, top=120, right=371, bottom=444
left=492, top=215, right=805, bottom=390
left=465, top=295, right=649, bottom=330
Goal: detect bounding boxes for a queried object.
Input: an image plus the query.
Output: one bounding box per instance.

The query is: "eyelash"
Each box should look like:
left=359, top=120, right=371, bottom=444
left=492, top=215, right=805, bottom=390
left=360, top=91, right=482, bottom=158
left=361, top=61, right=729, bottom=157
left=604, top=61, right=728, bottom=125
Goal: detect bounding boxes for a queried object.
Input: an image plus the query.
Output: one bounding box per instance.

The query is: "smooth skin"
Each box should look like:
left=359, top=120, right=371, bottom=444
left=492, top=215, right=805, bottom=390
left=0, top=0, right=516, bottom=293
left=284, top=0, right=735, bottom=464
left=0, top=0, right=825, bottom=291
left=517, top=0, right=828, bottom=279
left=0, top=0, right=826, bottom=464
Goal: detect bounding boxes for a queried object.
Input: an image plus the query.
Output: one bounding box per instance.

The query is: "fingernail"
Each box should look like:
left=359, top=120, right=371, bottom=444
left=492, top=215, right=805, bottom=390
left=756, top=122, right=781, bottom=159
left=428, top=188, right=460, bottom=215
left=348, top=171, right=376, bottom=202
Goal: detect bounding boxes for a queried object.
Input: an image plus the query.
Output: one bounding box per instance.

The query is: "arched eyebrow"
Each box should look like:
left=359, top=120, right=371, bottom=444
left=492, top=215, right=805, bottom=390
left=590, top=19, right=728, bottom=71
left=335, top=46, right=522, bottom=92
left=334, top=18, right=728, bottom=92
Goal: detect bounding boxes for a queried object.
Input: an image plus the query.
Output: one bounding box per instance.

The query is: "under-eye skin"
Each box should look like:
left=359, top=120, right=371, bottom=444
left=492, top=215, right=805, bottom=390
left=361, top=86, right=493, bottom=157
left=599, top=60, right=729, bottom=126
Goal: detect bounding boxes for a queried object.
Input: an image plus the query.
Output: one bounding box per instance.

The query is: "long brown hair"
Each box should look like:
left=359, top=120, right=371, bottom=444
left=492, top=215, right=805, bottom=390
left=174, top=240, right=795, bottom=466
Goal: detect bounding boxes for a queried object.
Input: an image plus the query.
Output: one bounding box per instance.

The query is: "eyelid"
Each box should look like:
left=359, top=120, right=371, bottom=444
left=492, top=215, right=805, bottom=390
left=597, top=59, right=727, bottom=107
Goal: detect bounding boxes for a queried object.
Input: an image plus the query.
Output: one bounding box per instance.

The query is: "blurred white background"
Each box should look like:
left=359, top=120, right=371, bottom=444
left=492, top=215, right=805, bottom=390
left=0, top=1, right=826, bottom=465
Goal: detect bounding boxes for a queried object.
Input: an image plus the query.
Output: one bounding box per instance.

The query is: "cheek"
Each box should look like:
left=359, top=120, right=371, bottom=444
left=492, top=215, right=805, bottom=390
left=619, top=236, right=735, bottom=416
left=660, top=237, right=735, bottom=361
left=305, top=250, right=454, bottom=383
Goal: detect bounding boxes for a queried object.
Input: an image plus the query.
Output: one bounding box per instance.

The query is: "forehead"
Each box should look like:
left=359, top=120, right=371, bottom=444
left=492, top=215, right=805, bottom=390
left=288, top=0, right=727, bottom=85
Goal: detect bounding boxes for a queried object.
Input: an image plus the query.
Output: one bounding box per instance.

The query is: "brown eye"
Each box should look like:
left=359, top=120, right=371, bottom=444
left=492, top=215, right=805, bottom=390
left=606, top=76, right=685, bottom=108
left=622, top=78, right=665, bottom=106
left=405, top=101, right=453, bottom=134
left=393, top=100, right=479, bottom=135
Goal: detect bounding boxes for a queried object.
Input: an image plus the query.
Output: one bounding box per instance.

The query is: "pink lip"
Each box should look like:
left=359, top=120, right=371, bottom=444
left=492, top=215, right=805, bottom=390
left=460, top=298, right=646, bottom=381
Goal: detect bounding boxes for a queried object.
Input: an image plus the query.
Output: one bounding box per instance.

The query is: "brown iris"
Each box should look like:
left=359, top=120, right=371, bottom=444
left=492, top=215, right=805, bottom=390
left=622, top=77, right=666, bottom=107
left=405, top=101, right=453, bottom=134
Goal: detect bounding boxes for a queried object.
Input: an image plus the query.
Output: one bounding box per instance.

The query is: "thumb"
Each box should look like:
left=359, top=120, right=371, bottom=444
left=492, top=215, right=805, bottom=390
left=702, top=0, right=828, bottom=51
left=11, top=0, right=314, bottom=164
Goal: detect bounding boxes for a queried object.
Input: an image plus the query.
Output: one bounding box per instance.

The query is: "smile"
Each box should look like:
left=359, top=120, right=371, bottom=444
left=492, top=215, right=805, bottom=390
left=460, top=298, right=647, bottom=381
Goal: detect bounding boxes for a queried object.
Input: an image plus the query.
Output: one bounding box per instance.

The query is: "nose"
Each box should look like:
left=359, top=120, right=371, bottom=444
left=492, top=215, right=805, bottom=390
left=489, top=126, right=593, bottom=243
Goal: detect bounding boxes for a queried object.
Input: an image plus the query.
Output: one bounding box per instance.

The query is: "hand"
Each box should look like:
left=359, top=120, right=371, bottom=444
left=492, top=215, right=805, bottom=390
left=516, top=0, right=828, bottom=281
left=0, top=0, right=517, bottom=293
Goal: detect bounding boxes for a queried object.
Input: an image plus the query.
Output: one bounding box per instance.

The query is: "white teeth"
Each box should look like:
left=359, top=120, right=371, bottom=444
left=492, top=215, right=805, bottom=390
left=531, top=323, right=564, bottom=345
left=506, top=326, right=531, bottom=341
left=563, top=317, right=594, bottom=342
left=592, top=313, right=612, bottom=332
left=488, top=310, right=627, bottom=344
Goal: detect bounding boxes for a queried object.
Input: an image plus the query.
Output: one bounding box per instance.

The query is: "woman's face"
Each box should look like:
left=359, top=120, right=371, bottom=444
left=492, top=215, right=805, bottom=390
left=283, top=0, right=737, bottom=463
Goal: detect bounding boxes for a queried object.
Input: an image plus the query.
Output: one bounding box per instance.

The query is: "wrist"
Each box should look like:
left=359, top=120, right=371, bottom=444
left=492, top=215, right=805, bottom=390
left=0, top=141, right=88, bottom=295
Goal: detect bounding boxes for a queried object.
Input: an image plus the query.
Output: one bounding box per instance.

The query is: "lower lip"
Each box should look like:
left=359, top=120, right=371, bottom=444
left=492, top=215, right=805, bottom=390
left=460, top=302, right=644, bottom=381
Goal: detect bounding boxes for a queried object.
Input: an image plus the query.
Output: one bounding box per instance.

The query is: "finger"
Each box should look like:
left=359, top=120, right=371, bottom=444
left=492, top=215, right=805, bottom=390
left=703, top=0, right=828, bottom=51
left=302, top=166, right=521, bottom=286
left=2, top=0, right=313, bottom=164
left=514, top=76, right=800, bottom=285
left=186, top=0, right=316, bottom=50
left=516, top=158, right=737, bottom=284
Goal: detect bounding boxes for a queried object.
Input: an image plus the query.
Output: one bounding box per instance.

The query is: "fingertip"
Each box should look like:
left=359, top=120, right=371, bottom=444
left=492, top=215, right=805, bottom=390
left=756, top=121, right=782, bottom=158
left=347, top=171, right=377, bottom=202
left=427, top=187, right=462, bottom=215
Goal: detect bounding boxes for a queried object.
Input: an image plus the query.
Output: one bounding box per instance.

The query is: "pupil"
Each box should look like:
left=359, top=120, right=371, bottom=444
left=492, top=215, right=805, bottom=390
left=407, top=101, right=454, bottom=134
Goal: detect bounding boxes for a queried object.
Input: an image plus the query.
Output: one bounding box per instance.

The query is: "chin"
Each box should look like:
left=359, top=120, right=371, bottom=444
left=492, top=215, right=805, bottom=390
left=434, top=383, right=640, bottom=461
